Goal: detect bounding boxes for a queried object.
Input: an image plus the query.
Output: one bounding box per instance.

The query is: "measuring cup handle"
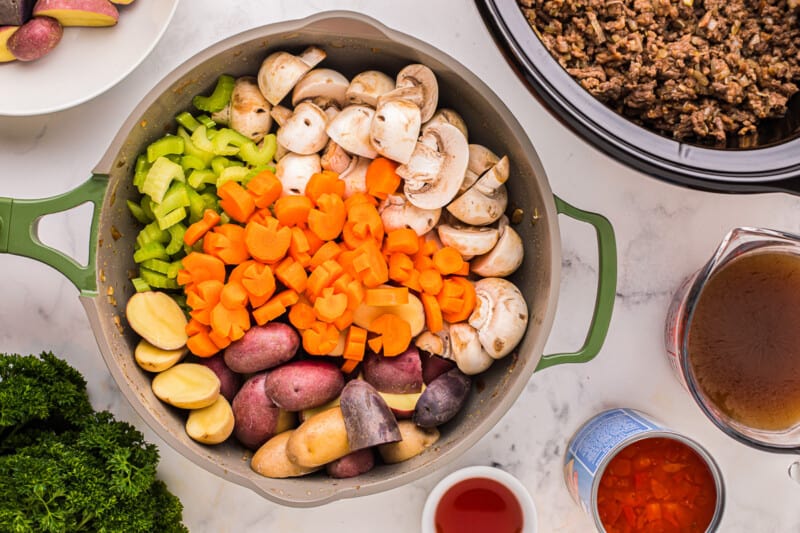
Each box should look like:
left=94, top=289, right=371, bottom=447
left=535, top=195, right=617, bottom=371
left=0, top=175, right=108, bottom=297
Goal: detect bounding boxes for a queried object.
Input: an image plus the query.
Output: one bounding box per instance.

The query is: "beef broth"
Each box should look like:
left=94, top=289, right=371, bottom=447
left=520, top=0, right=800, bottom=146
left=687, top=251, right=800, bottom=431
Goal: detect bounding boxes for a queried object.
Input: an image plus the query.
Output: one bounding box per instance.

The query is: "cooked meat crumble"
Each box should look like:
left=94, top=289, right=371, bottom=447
left=519, top=0, right=800, bottom=145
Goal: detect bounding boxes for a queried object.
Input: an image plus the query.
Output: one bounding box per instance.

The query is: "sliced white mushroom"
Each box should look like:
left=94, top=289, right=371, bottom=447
left=326, top=105, right=378, bottom=159
left=340, top=156, right=371, bottom=198
left=468, top=278, right=528, bottom=359
left=313, top=97, right=342, bottom=121
left=228, top=76, right=272, bottom=142
left=370, top=97, right=421, bottom=164
left=291, top=68, right=349, bottom=108
left=346, top=70, right=395, bottom=107
left=257, top=46, right=326, bottom=106
left=276, top=152, right=321, bottom=196
left=448, top=322, right=494, bottom=375
left=422, top=108, right=468, bottom=141
left=376, top=85, right=425, bottom=109
left=459, top=145, right=500, bottom=194
left=447, top=155, right=509, bottom=226
left=470, top=217, right=524, bottom=277
left=320, top=140, right=352, bottom=174
left=276, top=101, right=329, bottom=155
left=415, top=329, right=450, bottom=358
left=437, top=223, right=499, bottom=257
left=379, top=194, right=441, bottom=236
left=401, top=123, right=468, bottom=210
left=396, top=64, right=439, bottom=122
left=211, top=103, right=230, bottom=126
left=270, top=105, right=292, bottom=127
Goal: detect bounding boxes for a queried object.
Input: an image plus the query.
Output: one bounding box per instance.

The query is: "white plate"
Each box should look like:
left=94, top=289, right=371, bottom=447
left=0, top=0, right=179, bottom=116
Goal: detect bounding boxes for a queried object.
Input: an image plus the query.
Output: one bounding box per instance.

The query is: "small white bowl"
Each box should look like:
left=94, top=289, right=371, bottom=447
left=421, top=465, right=538, bottom=533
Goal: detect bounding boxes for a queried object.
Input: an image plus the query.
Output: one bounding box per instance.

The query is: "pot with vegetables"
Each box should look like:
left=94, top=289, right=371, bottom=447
left=0, top=11, right=617, bottom=506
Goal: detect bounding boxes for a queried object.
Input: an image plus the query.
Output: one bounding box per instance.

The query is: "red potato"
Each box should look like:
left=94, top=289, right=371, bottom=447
left=325, top=448, right=375, bottom=479
left=6, top=16, right=61, bottom=61
left=232, top=373, right=288, bottom=450
left=0, top=26, right=18, bottom=62
left=33, top=0, right=118, bottom=27
left=264, top=360, right=344, bottom=411
left=363, top=347, right=423, bottom=394
left=421, top=351, right=456, bottom=384
left=224, top=322, right=300, bottom=373
left=339, top=379, right=401, bottom=451
left=109, top=0, right=134, bottom=4
left=197, top=354, right=242, bottom=403
left=413, top=368, right=471, bottom=428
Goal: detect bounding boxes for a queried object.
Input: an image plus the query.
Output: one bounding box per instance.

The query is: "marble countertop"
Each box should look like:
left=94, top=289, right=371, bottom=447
left=2, top=1, right=800, bottom=531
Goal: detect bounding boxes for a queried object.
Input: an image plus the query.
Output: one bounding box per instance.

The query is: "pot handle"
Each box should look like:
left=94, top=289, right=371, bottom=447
left=0, top=175, right=108, bottom=297
left=535, top=195, right=617, bottom=371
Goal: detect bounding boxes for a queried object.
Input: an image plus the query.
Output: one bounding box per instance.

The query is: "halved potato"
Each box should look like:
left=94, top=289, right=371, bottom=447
left=151, top=363, right=220, bottom=409
left=134, top=339, right=187, bottom=373
left=126, top=291, right=188, bottom=350
left=186, top=396, right=235, bottom=445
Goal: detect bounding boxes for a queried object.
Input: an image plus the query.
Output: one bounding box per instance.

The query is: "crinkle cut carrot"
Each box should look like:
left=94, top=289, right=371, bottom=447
left=210, top=301, right=250, bottom=342
left=244, top=217, right=291, bottom=264
left=340, top=358, right=360, bottom=374
left=184, top=209, right=221, bottom=246
left=302, top=321, right=340, bottom=355
left=228, top=260, right=276, bottom=305
left=217, top=180, right=255, bottom=223
left=186, top=279, right=224, bottom=325
left=314, top=287, right=349, bottom=323
left=352, top=240, right=389, bottom=288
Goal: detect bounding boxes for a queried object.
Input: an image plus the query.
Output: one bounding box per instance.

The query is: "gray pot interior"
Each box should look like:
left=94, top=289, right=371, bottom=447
left=86, top=11, right=561, bottom=506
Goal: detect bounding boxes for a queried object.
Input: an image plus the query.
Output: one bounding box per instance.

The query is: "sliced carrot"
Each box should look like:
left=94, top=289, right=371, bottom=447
left=337, top=249, right=359, bottom=280
left=433, top=246, right=465, bottom=275
left=384, top=228, right=420, bottom=255
left=418, top=236, right=440, bottom=257
left=185, top=318, right=207, bottom=337
left=365, top=287, right=409, bottom=306
left=388, top=253, right=414, bottom=283
left=244, top=217, right=291, bottom=264
left=309, top=240, right=342, bottom=269
left=414, top=254, right=436, bottom=272
left=308, top=193, right=346, bottom=241
left=369, top=314, right=412, bottom=356
left=344, top=192, right=378, bottom=210
left=187, top=329, right=220, bottom=357
left=367, top=336, right=383, bottom=354
left=421, top=293, right=444, bottom=333
left=184, top=209, right=221, bottom=247
left=288, top=301, right=316, bottom=330
left=343, top=326, right=367, bottom=361
left=220, top=281, right=248, bottom=309
left=210, top=301, right=250, bottom=341
left=246, top=169, right=282, bottom=208
left=177, top=252, right=225, bottom=288
left=186, top=279, right=224, bottom=325
left=352, top=240, right=389, bottom=288
left=419, top=268, right=443, bottom=295
left=332, top=274, right=364, bottom=310
left=307, top=259, right=345, bottom=300
left=303, top=227, right=325, bottom=255
left=275, top=256, right=308, bottom=294
left=439, top=277, right=476, bottom=323
left=218, top=180, right=255, bottom=223
left=203, top=224, right=250, bottom=264
left=252, top=291, right=295, bottom=325
left=305, top=170, right=345, bottom=203
left=365, top=157, right=400, bottom=200
left=229, top=260, right=276, bottom=302
left=247, top=208, right=273, bottom=226
left=314, top=287, right=348, bottom=323
left=289, top=226, right=312, bottom=267
left=208, top=329, right=232, bottom=350
left=302, top=321, right=340, bottom=355
left=333, top=309, right=354, bottom=331
left=401, top=269, right=422, bottom=292
left=454, top=261, right=470, bottom=276
left=342, top=202, right=383, bottom=249
left=274, top=195, right=313, bottom=227
left=340, top=358, right=360, bottom=374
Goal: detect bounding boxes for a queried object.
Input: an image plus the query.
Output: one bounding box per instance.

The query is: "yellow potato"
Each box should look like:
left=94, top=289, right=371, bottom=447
left=126, top=291, right=188, bottom=350
left=134, top=339, right=187, bottom=373
left=275, top=408, right=298, bottom=434
left=286, top=407, right=350, bottom=468
left=151, top=363, right=220, bottom=409
left=251, top=431, right=321, bottom=479
left=353, top=290, right=425, bottom=337
left=186, top=396, right=235, bottom=445
left=378, top=420, right=440, bottom=464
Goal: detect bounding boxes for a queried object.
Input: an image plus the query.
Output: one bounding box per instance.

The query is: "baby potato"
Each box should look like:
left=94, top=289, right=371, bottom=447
left=134, top=339, right=187, bottom=373
left=286, top=407, right=351, bottom=468
left=251, top=431, right=321, bottom=479
left=378, top=420, right=439, bottom=464
left=264, top=360, right=344, bottom=411
left=186, top=395, right=235, bottom=445
left=126, top=291, right=188, bottom=350
left=224, top=322, right=300, bottom=373
left=151, top=363, right=220, bottom=409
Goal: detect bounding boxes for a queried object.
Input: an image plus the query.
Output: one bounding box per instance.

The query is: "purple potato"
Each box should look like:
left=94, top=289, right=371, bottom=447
left=339, top=379, right=401, bottom=451
left=412, top=368, right=471, bottom=428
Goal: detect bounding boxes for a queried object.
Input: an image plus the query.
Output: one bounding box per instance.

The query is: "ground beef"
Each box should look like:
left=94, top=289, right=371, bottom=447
left=519, top=0, right=800, bottom=145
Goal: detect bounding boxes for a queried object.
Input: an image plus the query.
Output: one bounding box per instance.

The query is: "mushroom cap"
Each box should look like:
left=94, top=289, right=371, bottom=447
left=210, top=102, right=230, bottom=126
left=468, top=278, right=528, bottom=359
left=468, top=144, right=500, bottom=177
left=346, top=70, right=395, bottom=107
left=326, top=105, right=378, bottom=159
left=446, top=184, right=508, bottom=226
left=276, top=152, right=321, bottom=196
left=396, top=64, right=439, bottom=123
left=422, top=108, right=468, bottom=141
left=230, top=76, right=272, bottom=142
left=437, top=223, right=500, bottom=257
left=257, top=46, right=326, bottom=106
left=276, top=101, right=329, bottom=155
left=292, top=68, right=350, bottom=108
left=270, top=104, right=293, bottom=127
left=379, top=193, right=441, bottom=236
left=402, top=123, right=468, bottom=210
left=448, top=322, right=494, bottom=375
left=470, top=223, right=524, bottom=277
left=339, top=156, right=371, bottom=198
left=370, top=97, right=421, bottom=164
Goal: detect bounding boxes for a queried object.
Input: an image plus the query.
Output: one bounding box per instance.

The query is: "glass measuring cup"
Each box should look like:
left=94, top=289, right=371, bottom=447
left=665, top=226, right=800, bottom=453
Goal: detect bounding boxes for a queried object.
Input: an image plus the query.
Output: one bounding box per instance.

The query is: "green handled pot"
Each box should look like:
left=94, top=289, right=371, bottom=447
left=0, top=11, right=616, bottom=507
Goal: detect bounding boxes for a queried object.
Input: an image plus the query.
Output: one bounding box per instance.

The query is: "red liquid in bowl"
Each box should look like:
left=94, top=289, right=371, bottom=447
left=435, top=476, right=523, bottom=533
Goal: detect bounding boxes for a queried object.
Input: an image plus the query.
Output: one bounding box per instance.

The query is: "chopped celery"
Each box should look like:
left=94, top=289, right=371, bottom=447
left=178, top=127, right=215, bottom=166
left=219, top=212, right=231, bottom=225
left=211, top=156, right=242, bottom=176
left=199, top=191, right=219, bottom=213
left=197, top=114, right=216, bottom=129
left=139, top=267, right=180, bottom=290
left=156, top=207, right=187, bottom=231
left=153, top=182, right=190, bottom=219
left=140, top=258, right=172, bottom=275
left=239, top=134, right=278, bottom=167
left=186, top=188, right=205, bottom=223
left=147, top=135, right=185, bottom=163
left=131, top=277, right=151, bottom=293
left=166, top=261, right=182, bottom=279
left=141, top=157, right=185, bottom=204
left=127, top=200, right=151, bottom=224
left=188, top=169, right=217, bottom=190
left=132, top=155, right=151, bottom=192
left=133, top=241, right=169, bottom=263
left=175, top=112, right=201, bottom=133
left=165, top=223, right=186, bottom=255
left=216, top=165, right=250, bottom=187
left=136, top=222, right=169, bottom=249
left=140, top=196, right=156, bottom=222
left=170, top=292, right=188, bottom=311
left=193, top=74, right=235, bottom=113
left=212, top=128, right=251, bottom=156
left=191, top=125, right=215, bottom=153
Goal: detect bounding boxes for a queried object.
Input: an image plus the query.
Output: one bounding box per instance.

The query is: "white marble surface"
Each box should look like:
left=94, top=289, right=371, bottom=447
left=2, top=1, right=800, bottom=531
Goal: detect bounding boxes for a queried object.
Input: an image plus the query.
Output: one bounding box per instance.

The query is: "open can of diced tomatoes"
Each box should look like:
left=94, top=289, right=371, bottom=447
left=564, top=408, right=724, bottom=532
